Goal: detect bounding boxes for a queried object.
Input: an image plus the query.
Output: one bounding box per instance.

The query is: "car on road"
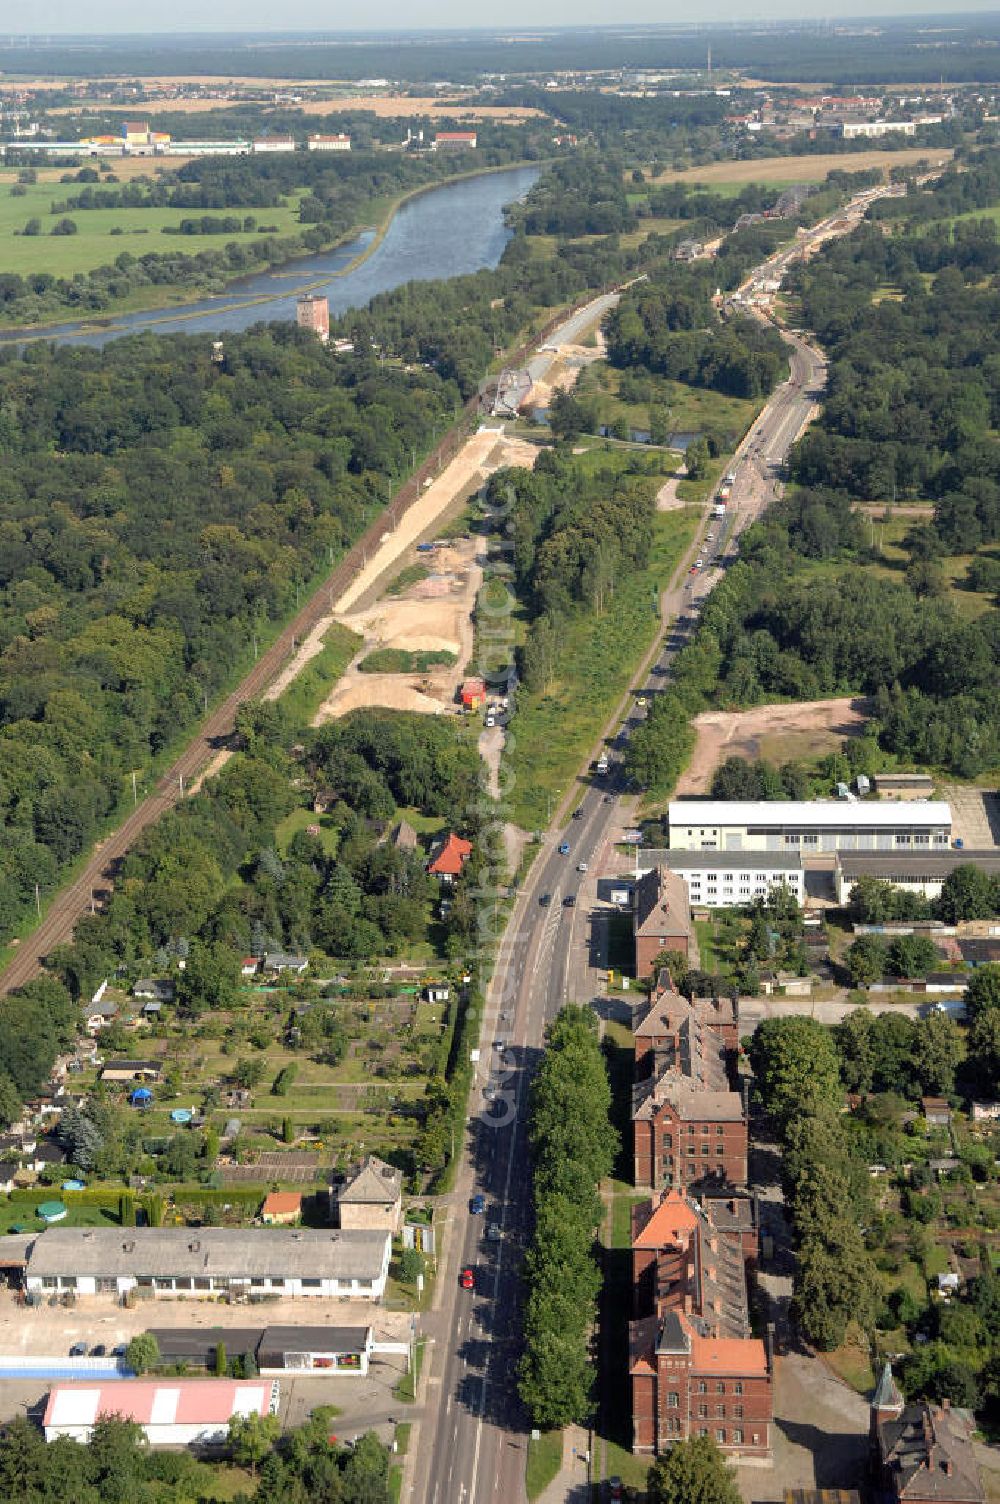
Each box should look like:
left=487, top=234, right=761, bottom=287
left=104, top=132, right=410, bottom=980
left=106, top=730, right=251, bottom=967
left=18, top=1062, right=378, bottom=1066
left=90, top=1344, right=106, bottom=1358
left=572, top=807, right=583, bottom=819
left=460, top=1267, right=475, bottom=1290
left=558, top=842, right=570, bottom=855
left=470, top=1194, right=486, bottom=1215
left=539, top=892, right=551, bottom=907
left=603, top=794, right=614, bottom=803
left=486, top=1223, right=502, bottom=1242
left=689, top=564, right=698, bottom=574
left=635, top=696, right=647, bottom=707
left=69, top=1342, right=87, bottom=1357
left=577, top=862, right=589, bottom=873
left=563, top=895, right=577, bottom=908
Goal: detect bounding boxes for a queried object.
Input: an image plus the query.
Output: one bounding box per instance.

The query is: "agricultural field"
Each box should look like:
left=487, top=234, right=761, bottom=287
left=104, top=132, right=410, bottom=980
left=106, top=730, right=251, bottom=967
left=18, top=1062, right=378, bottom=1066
left=0, top=168, right=304, bottom=277
left=645, top=146, right=954, bottom=189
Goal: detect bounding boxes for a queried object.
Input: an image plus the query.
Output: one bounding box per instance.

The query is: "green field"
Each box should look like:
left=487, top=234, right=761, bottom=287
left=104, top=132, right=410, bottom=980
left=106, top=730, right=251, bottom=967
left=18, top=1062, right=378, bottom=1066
left=0, top=170, right=305, bottom=278
left=504, top=497, right=698, bottom=830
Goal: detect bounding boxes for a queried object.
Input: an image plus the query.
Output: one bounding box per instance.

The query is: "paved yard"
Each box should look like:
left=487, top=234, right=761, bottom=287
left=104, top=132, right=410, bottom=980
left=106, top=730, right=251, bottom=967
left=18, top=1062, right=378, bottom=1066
left=940, top=785, right=1000, bottom=849
left=736, top=1355, right=869, bottom=1502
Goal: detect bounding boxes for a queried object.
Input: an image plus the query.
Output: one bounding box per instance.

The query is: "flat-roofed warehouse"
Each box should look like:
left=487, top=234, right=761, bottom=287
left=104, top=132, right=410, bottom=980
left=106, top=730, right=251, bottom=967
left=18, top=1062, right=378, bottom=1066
left=667, top=801, right=952, bottom=855
left=835, top=849, right=1000, bottom=905
left=148, top=1324, right=375, bottom=1375
left=24, top=1226, right=391, bottom=1300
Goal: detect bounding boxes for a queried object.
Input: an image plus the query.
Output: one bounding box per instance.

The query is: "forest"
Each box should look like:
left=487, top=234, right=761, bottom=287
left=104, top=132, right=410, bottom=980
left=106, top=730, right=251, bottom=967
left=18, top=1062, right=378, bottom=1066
left=626, top=160, right=1000, bottom=790
left=9, top=18, right=1000, bottom=83
left=0, top=328, right=458, bottom=947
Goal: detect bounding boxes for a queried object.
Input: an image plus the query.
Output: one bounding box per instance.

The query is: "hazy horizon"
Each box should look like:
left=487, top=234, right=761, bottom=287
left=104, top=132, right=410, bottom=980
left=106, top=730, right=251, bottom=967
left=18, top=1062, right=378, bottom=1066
left=8, top=4, right=1000, bottom=41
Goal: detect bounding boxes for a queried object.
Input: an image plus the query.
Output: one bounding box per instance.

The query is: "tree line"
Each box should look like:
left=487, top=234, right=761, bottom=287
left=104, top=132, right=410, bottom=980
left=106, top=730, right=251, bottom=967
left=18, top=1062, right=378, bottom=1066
left=0, top=327, right=458, bottom=948
left=518, top=1006, right=617, bottom=1429
left=0, top=1409, right=390, bottom=1503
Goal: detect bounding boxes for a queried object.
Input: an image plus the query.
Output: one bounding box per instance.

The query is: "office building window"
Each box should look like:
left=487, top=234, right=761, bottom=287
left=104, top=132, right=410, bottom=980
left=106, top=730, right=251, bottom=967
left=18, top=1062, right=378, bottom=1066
left=668, top=1393, right=679, bottom=1408
left=733, top=1429, right=743, bottom=1445
left=716, top=1383, right=725, bottom=1394
left=716, top=1429, right=726, bottom=1443
left=734, top=1382, right=743, bottom=1395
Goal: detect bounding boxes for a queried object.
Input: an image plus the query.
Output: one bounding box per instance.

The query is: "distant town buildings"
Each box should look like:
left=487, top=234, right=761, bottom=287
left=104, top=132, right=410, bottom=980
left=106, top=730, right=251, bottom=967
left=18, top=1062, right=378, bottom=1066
left=434, top=130, right=477, bottom=149
left=307, top=133, right=351, bottom=151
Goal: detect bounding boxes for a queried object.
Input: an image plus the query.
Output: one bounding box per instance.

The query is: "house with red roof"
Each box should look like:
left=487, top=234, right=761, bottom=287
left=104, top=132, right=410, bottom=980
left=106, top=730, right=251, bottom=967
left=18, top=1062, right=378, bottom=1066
left=427, top=832, right=473, bottom=884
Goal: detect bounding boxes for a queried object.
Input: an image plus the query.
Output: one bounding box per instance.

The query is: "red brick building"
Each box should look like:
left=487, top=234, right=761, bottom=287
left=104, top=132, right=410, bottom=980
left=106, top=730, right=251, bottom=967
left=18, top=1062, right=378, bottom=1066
left=632, top=986, right=746, bottom=1192
left=634, top=868, right=691, bottom=979
left=871, top=1364, right=984, bottom=1504
left=629, top=1190, right=771, bottom=1459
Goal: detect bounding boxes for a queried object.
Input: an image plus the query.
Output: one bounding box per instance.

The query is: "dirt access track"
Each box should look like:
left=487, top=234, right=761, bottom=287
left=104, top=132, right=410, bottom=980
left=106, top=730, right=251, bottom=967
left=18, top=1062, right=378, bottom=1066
left=315, top=538, right=482, bottom=722
left=676, top=697, right=871, bottom=795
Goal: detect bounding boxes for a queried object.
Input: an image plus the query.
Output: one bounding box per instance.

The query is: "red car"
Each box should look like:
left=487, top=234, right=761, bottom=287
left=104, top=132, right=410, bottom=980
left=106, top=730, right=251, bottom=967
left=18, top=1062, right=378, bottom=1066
left=460, top=1267, right=475, bottom=1290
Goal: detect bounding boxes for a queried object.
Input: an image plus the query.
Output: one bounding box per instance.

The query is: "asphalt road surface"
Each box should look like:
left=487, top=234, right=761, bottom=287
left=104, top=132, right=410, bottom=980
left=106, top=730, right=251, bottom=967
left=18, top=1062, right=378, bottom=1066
left=410, top=183, right=897, bottom=1504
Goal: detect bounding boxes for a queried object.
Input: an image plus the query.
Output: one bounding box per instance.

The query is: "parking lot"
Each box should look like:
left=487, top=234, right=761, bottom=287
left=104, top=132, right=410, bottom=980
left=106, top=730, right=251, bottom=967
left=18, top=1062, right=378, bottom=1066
left=0, top=1288, right=412, bottom=1433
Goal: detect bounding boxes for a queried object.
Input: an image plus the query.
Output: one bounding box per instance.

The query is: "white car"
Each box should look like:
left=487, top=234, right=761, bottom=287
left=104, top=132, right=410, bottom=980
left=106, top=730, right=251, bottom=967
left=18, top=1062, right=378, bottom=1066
left=577, top=862, right=589, bottom=873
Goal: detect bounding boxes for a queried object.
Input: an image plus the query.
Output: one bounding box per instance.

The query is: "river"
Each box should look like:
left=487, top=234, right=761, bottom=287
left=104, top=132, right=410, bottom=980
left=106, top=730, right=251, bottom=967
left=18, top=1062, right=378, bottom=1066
left=3, top=164, right=540, bottom=348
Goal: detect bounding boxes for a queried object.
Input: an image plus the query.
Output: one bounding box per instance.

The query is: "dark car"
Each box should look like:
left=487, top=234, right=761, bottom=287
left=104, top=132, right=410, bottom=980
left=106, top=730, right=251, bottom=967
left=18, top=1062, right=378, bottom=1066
left=470, top=1194, right=486, bottom=1215
left=572, top=807, right=583, bottom=819
left=69, top=1342, right=87, bottom=1357
left=563, top=895, right=577, bottom=908
left=90, top=1344, right=106, bottom=1358
left=539, top=893, right=552, bottom=907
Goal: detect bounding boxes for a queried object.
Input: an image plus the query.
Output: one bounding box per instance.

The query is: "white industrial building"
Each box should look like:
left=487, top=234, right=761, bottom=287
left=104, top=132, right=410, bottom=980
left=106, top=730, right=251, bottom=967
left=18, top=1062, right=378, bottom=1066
left=307, top=133, right=351, bottom=150
left=667, top=800, right=952, bottom=855
left=835, top=850, right=1000, bottom=905
left=24, top=1226, right=391, bottom=1300
left=43, top=1378, right=278, bottom=1446
left=637, top=849, right=806, bottom=909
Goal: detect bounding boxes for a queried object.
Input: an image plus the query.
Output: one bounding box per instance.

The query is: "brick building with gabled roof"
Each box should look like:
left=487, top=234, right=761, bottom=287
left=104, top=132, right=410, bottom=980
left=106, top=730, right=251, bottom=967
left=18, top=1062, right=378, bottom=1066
left=629, top=1189, right=771, bottom=1459
left=631, top=980, right=746, bottom=1192
left=871, top=1362, right=984, bottom=1504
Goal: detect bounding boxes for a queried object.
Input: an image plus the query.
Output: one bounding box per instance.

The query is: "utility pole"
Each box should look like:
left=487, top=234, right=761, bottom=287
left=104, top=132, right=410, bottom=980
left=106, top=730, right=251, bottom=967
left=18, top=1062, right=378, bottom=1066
left=34, top=883, right=40, bottom=918
left=132, top=770, right=138, bottom=808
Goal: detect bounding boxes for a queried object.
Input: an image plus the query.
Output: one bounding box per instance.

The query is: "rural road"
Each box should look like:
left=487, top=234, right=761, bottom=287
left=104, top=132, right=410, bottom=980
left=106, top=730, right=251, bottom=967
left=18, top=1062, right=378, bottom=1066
left=407, top=181, right=903, bottom=1504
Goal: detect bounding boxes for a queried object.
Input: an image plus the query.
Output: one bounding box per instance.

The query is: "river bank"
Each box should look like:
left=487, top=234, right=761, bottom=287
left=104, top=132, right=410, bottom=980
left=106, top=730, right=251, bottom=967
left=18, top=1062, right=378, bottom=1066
left=0, top=160, right=542, bottom=343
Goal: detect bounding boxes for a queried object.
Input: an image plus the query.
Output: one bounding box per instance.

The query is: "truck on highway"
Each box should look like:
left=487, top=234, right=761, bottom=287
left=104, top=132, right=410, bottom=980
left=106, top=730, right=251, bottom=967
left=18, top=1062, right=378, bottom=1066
left=712, top=502, right=726, bottom=518
left=718, top=483, right=732, bottom=502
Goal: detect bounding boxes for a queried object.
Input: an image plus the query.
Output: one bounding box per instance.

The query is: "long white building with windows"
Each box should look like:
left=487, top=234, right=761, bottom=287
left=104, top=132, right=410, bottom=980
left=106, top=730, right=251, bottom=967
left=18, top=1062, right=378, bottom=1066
left=667, top=801, right=952, bottom=855
left=638, top=850, right=806, bottom=909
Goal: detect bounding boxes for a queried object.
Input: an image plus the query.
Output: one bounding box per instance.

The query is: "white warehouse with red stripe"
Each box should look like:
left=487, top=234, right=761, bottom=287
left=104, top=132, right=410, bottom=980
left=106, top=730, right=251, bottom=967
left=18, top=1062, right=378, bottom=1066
left=44, top=1378, right=278, bottom=1446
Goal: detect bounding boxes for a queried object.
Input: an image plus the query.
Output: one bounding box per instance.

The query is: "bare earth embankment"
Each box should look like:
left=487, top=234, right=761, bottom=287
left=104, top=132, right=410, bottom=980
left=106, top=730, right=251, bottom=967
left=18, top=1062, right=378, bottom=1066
left=676, top=697, right=871, bottom=794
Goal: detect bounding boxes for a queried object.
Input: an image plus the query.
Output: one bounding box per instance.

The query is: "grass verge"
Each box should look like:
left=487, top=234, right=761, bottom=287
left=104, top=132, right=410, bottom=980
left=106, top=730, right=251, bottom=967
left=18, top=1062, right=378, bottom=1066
left=273, top=622, right=362, bottom=725
left=526, top=1430, right=563, bottom=1501
left=393, top=1338, right=425, bottom=1404
left=504, top=504, right=698, bottom=830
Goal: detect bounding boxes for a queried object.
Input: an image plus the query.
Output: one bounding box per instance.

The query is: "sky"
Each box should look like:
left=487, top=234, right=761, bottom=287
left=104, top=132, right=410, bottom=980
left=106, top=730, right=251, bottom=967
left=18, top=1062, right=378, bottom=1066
left=11, top=2, right=1000, bottom=37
